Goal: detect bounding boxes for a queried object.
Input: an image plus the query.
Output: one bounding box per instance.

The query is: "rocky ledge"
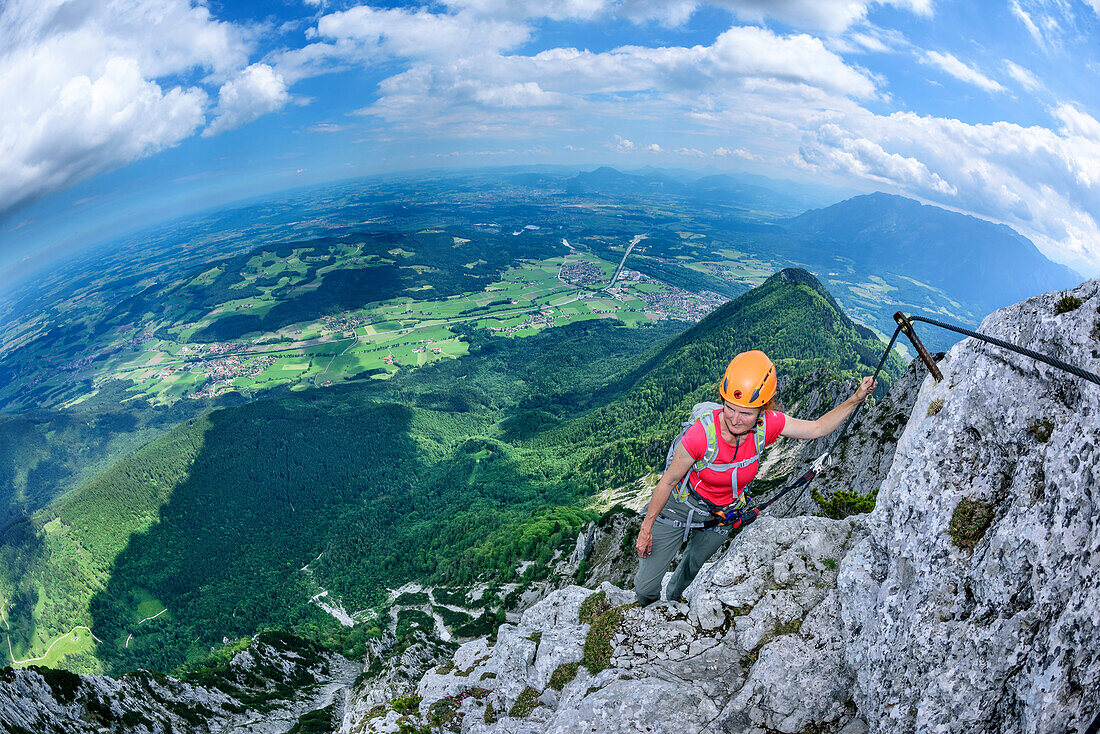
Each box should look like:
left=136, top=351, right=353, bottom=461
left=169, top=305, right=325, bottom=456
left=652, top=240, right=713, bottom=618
left=0, top=631, right=359, bottom=734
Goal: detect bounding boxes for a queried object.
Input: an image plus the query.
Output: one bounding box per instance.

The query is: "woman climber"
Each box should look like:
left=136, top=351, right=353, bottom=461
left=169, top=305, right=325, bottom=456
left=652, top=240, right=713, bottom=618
left=633, top=350, right=876, bottom=607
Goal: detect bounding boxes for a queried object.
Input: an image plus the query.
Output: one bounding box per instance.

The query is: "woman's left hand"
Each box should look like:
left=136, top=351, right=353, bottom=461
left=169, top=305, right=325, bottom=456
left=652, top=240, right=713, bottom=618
left=853, top=376, right=878, bottom=402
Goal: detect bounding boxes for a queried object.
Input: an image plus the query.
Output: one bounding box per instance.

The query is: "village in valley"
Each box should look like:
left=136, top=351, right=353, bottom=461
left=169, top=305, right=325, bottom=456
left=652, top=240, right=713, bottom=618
left=24, top=229, right=768, bottom=409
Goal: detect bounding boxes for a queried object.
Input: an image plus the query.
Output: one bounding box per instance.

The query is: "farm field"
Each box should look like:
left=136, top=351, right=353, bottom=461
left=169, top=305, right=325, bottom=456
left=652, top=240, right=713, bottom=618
left=27, top=243, right=746, bottom=408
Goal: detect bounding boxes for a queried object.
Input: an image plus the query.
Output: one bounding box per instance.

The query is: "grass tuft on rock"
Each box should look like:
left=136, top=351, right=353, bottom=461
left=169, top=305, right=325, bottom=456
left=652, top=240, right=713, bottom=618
left=1054, top=294, right=1083, bottom=315
left=428, top=697, right=462, bottom=731
left=391, top=693, right=422, bottom=715
left=582, top=604, right=628, bottom=674
left=949, top=498, right=994, bottom=550
left=508, top=686, right=540, bottom=718
left=927, top=398, right=944, bottom=417
left=578, top=590, right=612, bottom=624
left=549, top=662, right=579, bottom=691
left=775, top=618, right=803, bottom=636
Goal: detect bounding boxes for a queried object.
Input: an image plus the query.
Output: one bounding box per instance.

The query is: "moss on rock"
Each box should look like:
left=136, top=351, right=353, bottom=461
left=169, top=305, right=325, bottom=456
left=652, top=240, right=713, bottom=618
left=949, top=497, right=994, bottom=550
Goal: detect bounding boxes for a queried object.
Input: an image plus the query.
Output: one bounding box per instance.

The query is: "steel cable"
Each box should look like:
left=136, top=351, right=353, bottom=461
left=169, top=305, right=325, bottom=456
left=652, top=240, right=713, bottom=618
left=908, top=314, right=1100, bottom=386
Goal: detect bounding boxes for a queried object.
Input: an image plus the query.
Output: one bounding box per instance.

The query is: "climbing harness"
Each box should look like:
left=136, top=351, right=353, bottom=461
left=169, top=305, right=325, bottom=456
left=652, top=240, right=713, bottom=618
left=655, top=405, right=769, bottom=541
left=734, top=310, right=1100, bottom=530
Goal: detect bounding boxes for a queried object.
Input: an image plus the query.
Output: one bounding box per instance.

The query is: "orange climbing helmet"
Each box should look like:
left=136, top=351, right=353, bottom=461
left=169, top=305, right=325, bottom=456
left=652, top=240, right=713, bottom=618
left=719, top=350, right=776, bottom=408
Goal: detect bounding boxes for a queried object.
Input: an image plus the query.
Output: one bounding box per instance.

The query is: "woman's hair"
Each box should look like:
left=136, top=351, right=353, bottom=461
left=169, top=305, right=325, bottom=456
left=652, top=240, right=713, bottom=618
left=716, top=394, right=784, bottom=413
left=762, top=396, right=784, bottom=413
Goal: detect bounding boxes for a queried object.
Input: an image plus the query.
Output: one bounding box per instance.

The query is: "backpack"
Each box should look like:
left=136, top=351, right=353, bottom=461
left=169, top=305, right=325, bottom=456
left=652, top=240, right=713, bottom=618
left=664, top=402, right=768, bottom=515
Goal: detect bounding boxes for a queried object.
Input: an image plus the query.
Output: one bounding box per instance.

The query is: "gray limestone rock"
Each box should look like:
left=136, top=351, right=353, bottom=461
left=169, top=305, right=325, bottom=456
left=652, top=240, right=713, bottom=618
left=839, top=279, right=1100, bottom=734
left=0, top=633, right=359, bottom=734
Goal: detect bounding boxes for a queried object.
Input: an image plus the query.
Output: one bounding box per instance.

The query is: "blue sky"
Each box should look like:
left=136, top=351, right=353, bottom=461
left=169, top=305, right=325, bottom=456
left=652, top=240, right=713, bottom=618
left=2, top=0, right=1100, bottom=285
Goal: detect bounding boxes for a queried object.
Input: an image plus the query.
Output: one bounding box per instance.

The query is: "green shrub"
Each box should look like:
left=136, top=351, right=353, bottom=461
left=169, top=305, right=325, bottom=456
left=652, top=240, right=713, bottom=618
left=287, top=702, right=336, bottom=734
left=821, top=558, right=838, bottom=571
left=509, top=686, right=540, bottom=718
left=811, top=488, right=877, bottom=519
left=391, top=693, right=422, bottom=715
left=433, top=588, right=468, bottom=607
left=949, top=498, right=994, bottom=549
left=549, top=662, right=579, bottom=691
left=176, top=637, right=252, bottom=684
left=434, top=605, right=473, bottom=628
left=1054, top=295, right=1083, bottom=315
left=395, top=591, right=430, bottom=606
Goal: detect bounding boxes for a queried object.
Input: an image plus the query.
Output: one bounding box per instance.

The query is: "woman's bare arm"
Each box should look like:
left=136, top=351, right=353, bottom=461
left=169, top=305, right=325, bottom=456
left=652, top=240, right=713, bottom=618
left=779, top=376, right=878, bottom=440
left=636, top=444, right=696, bottom=558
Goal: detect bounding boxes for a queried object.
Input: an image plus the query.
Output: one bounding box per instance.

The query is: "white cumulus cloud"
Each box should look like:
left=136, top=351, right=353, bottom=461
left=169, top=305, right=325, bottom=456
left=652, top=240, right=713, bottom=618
left=314, top=5, right=530, bottom=59
left=204, top=64, right=291, bottom=136
left=0, top=0, right=258, bottom=219
left=352, top=23, right=877, bottom=137
left=613, top=135, right=636, bottom=150
left=2, top=57, right=206, bottom=220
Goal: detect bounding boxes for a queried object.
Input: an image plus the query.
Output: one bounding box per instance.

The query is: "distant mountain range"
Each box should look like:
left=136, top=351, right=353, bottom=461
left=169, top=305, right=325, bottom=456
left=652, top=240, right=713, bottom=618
left=557, top=166, right=845, bottom=214
left=545, top=166, right=1078, bottom=336
left=524, top=167, right=1082, bottom=324
left=784, top=192, right=1082, bottom=316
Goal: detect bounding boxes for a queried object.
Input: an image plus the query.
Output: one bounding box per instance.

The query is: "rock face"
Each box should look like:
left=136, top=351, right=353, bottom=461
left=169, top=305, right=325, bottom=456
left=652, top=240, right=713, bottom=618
left=0, top=631, right=359, bottom=734
left=839, top=278, right=1100, bottom=734
left=339, top=630, right=453, bottom=733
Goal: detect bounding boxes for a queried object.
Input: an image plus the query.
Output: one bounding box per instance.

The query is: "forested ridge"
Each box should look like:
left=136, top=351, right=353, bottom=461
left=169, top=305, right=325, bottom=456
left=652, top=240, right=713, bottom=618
left=0, top=269, right=903, bottom=674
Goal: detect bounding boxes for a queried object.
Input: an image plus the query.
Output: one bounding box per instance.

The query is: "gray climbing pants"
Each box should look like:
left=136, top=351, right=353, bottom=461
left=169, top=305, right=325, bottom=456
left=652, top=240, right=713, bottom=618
left=633, top=495, right=730, bottom=606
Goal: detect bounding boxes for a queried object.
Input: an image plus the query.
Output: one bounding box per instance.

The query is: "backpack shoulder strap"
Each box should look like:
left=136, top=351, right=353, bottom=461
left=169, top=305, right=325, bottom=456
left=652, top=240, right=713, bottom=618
left=753, top=411, right=768, bottom=458
left=696, top=412, right=721, bottom=469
